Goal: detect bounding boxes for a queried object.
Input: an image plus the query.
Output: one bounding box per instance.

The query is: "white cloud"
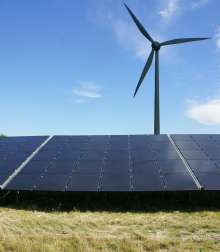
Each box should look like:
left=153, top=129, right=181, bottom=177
left=72, top=90, right=102, bottom=98
left=190, top=0, right=210, bottom=10
left=72, top=80, right=103, bottom=98
left=185, top=98, right=220, bottom=125
left=159, top=0, right=179, bottom=19
left=77, top=81, right=101, bottom=91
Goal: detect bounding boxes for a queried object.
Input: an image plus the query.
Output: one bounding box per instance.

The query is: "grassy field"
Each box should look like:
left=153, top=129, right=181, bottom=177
left=0, top=191, right=220, bottom=251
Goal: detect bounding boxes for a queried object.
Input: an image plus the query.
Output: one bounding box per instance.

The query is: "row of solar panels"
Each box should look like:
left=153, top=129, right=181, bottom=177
left=0, top=134, right=220, bottom=191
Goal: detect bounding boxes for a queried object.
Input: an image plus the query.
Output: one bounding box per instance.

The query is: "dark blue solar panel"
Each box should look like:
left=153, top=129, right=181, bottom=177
left=75, top=160, right=103, bottom=173
left=69, top=136, right=89, bottom=142
left=129, top=135, right=149, bottom=142
left=180, top=150, right=209, bottom=160
left=190, top=134, right=212, bottom=141
left=56, top=151, right=81, bottom=161
left=85, top=142, right=107, bottom=151
left=149, top=134, right=169, bottom=141
left=133, top=174, right=165, bottom=191
left=163, top=173, right=199, bottom=190
left=19, top=161, right=51, bottom=174
left=158, top=160, right=189, bottom=173
left=34, top=174, right=70, bottom=191
left=196, top=173, right=220, bottom=190
left=28, top=136, right=49, bottom=142
left=154, top=150, right=181, bottom=160
left=109, top=135, right=128, bottom=142
left=41, top=142, right=65, bottom=151
left=4, top=173, right=41, bottom=190
left=6, top=151, right=33, bottom=161
left=18, top=142, right=42, bottom=151
left=107, top=142, right=128, bottom=150
left=130, top=141, right=152, bottom=150
left=0, top=137, right=12, bottom=144
left=196, top=141, right=220, bottom=150
left=0, top=143, right=22, bottom=151
left=151, top=141, right=175, bottom=150
left=67, top=174, right=100, bottom=191
left=204, top=150, right=220, bottom=159
left=46, top=161, right=76, bottom=174
left=214, top=160, right=220, bottom=168
left=170, top=134, right=192, bottom=141
left=174, top=141, right=200, bottom=150
left=0, top=151, right=12, bottom=161
left=100, top=174, right=131, bottom=191
left=62, top=142, right=86, bottom=151
left=80, top=151, right=105, bottom=161
left=32, top=151, right=59, bottom=161
left=130, top=150, right=155, bottom=160
left=209, top=134, right=220, bottom=141
left=187, top=160, right=220, bottom=173
left=131, top=160, right=159, bottom=173
left=105, top=150, right=129, bottom=161
left=89, top=135, right=109, bottom=142
left=49, top=136, right=70, bottom=142
left=0, top=174, right=11, bottom=185
left=0, top=161, right=23, bottom=173
left=9, top=137, right=31, bottom=142
left=103, top=161, right=130, bottom=174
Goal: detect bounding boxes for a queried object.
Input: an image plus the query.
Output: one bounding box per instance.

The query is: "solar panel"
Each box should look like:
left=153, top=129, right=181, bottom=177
left=0, top=161, right=23, bottom=173
left=0, top=137, right=12, bottom=144
left=74, top=160, right=103, bottom=173
left=0, top=143, right=23, bottom=151
left=109, top=135, right=128, bottom=141
left=151, top=141, right=175, bottom=150
left=40, top=142, right=65, bottom=151
left=19, top=161, right=52, bottom=174
left=130, top=150, right=155, bottom=160
left=214, top=160, right=220, bottom=168
left=105, top=150, right=129, bottom=161
left=9, top=137, right=31, bottom=142
left=46, top=161, right=76, bottom=174
left=18, top=142, right=43, bottom=151
left=190, top=134, right=212, bottom=141
left=209, top=134, right=220, bottom=141
left=103, top=161, right=130, bottom=174
left=62, top=142, right=86, bottom=151
left=154, top=150, right=181, bottom=160
left=129, top=135, right=149, bottom=141
left=157, top=160, right=189, bottom=173
left=80, top=151, right=105, bottom=161
left=89, top=135, right=109, bottom=142
left=0, top=151, right=12, bottom=161
left=195, top=173, right=220, bottom=190
left=5, top=151, right=33, bottom=161
left=99, top=174, right=131, bottom=191
left=49, top=136, right=71, bottom=142
left=130, top=141, right=152, bottom=150
left=204, top=150, right=220, bottom=159
left=196, top=141, right=220, bottom=150
left=27, top=136, right=49, bottom=142
left=170, top=134, right=192, bottom=141
left=56, top=151, right=82, bottom=160
left=66, top=174, right=100, bottom=191
left=32, top=151, right=59, bottom=161
left=132, top=174, right=165, bottom=191
left=85, top=142, right=107, bottom=151
left=131, top=160, right=159, bottom=173
left=173, top=141, right=200, bottom=149
left=187, top=160, right=220, bottom=173
left=0, top=174, right=11, bottom=185
left=149, top=134, right=169, bottom=141
left=69, top=136, right=89, bottom=142
left=107, top=142, right=128, bottom=150
left=180, top=150, right=209, bottom=160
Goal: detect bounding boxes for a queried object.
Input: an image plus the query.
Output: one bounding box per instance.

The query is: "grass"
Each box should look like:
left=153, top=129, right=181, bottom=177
left=0, top=191, right=220, bottom=251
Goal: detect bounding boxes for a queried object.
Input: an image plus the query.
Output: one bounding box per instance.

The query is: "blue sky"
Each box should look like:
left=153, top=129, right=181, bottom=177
left=0, top=0, right=220, bottom=136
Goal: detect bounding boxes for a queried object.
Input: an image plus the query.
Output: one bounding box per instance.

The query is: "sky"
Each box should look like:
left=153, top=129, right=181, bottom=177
left=0, top=0, right=220, bottom=136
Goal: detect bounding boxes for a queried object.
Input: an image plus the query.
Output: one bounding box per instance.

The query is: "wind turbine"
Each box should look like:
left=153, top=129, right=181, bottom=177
left=124, top=4, right=211, bottom=135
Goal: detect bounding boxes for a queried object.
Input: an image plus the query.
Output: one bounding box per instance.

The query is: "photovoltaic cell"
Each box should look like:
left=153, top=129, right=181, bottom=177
left=49, top=136, right=70, bottom=142
left=107, top=142, right=128, bottom=150
left=67, top=174, right=100, bottom=191
left=62, top=142, right=85, bottom=151
left=40, top=142, right=65, bottom=151
left=74, top=160, right=103, bottom=173
left=105, top=150, right=129, bottom=161
left=27, top=136, right=49, bottom=142
left=69, top=136, right=89, bottom=142
left=131, top=160, right=159, bottom=174
left=130, top=150, right=155, bottom=160
left=109, top=135, right=128, bottom=142
left=56, top=151, right=81, bottom=161
left=89, top=135, right=109, bottom=142
left=0, top=174, right=11, bottom=185
left=0, top=151, right=12, bottom=161
left=162, top=173, right=199, bottom=190
left=0, top=143, right=22, bottom=151
left=190, top=134, right=212, bottom=141
left=187, top=160, right=220, bottom=173
left=129, top=135, right=149, bottom=142
left=85, top=142, right=107, bottom=151
left=209, top=134, right=220, bottom=141
left=157, top=160, right=189, bottom=173
left=0, top=137, right=12, bottom=144
left=154, top=150, right=181, bottom=160
left=19, top=161, right=52, bottom=174
left=32, top=151, right=59, bottom=161
left=149, top=134, right=169, bottom=141
left=196, top=173, right=220, bottom=190
left=9, top=137, right=31, bottom=142
left=100, top=174, right=131, bottom=191
left=18, top=142, right=43, bottom=151
left=170, top=134, right=192, bottom=141
left=204, top=150, right=220, bottom=159
left=47, top=160, right=76, bottom=174
left=196, top=141, right=220, bottom=150
left=130, top=141, right=152, bottom=150
left=103, top=161, right=130, bottom=174
left=34, top=174, right=70, bottom=191
left=151, top=141, right=175, bottom=150
left=4, top=173, right=41, bottom=190
left=180, top=150, right=209, bottom=160
left=5, top=151, right=33, bottom=161
left=80, top=151, right=105, bottom=161
left=0, top=161, right=23, bottom=173
left=174, top=141, right=200, bottom=150
left=133, top=174, right=165, bottom=191
left=214, top=160, right=220, bottom=168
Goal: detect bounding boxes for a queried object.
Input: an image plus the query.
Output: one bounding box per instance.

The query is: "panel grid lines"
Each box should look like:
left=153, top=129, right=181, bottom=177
left=148, top=136, right=166, bottom=190
left=128, top=136, right=133, bottom=191
left=169, top=136, right=202, bottom=189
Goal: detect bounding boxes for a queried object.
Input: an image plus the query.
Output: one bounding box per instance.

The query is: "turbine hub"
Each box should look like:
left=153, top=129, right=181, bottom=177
left=151, top=41, right=161, bottom=51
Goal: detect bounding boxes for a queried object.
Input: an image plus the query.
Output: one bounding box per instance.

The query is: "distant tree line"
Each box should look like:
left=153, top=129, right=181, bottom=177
left=0, top=134, right=6, bottom=137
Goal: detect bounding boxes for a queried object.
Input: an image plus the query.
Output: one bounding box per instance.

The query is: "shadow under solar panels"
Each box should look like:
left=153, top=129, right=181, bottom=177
left=170, top=134, right=192, bottom=141
left=157, top=160, right=189, bottom=173
left=0, top=174, right=11, bottom=185
left=151, top=141, right=175, bottom=150
left=56, top=151, right=82, bottom=160
left=196, top=173, right=220, bottom=190
left=129, top=135, right=149, bottom=142
left=4, top=173, right=41, bottom=190
left=162, top=173, right=199, bottom=190
left=154, top=150, right=181, bottom=160
left=204, top=150, right=220, bottom=159
left=133, top=174, right=165, bottom=191
left=34, top=174, right=70, bottom=191
left=107, top=142, right=128, bottom=150
left=103, top=160, right=130, bottom=174
left=131, top=160, right=159, bottom=173
left=85, top=142, right=107, bottom=151
left=46, top=160, right=77, bottom=174
left=0, top=161, right=23, bottom=173
left=130, top=141, right=152, bottom=150
left=105, top=150, right=129, bottom=160
left=67, top=174, right=100, bottom=191
left=130, top=150, right=155, bottom=160
left=19, top=161, right=52, bottom=174
left=100, top=174, right=131, bottom=191
left=187, top=160, right=220, bottom=173
left=74, top=160, right=103, bottom=173
left=149, top=134, right=169, bottom=141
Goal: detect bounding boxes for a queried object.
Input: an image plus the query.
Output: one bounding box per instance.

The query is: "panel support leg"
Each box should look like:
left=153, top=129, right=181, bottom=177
left=16, top=191, right=19, bottom=204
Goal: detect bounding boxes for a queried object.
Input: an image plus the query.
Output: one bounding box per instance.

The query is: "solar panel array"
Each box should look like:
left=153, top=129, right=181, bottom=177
left=1, top=134, right=205, bottom=192
left=0, top=136, right=49, bottom=187
left=170, top=134, right=220, bottom=190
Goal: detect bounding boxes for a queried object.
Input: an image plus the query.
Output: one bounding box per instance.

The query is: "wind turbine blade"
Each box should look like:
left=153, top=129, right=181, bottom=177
left=160, top=37, right=211, bottom=46
left=124, top=4, right=154, bottom=43
left=133, top=49, right=154, bottom=98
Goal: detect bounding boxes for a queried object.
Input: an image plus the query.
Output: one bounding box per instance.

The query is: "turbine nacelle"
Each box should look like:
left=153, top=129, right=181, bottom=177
left=151, top=41, right=160, bottom=51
